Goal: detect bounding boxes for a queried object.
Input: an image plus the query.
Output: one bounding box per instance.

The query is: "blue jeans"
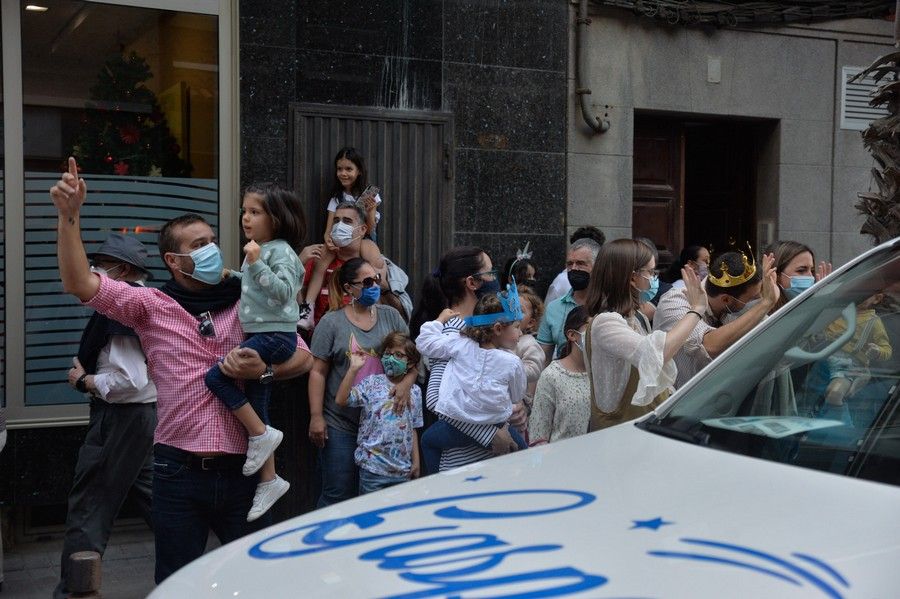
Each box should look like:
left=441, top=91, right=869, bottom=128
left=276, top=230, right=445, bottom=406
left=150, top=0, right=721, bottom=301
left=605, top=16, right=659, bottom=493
left=421, top=420, right=527, bottom=475
left=205, top=331, right=296, bottom=423
left=317, top=425, right=359, bottom=508
left=151, top=444, right=268, bottom=583
left=359, top=467, right=407, bottom=494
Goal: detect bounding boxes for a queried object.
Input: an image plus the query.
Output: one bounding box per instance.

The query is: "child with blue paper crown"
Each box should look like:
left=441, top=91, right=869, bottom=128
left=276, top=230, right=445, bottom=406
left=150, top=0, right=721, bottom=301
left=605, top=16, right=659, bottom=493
left=416, top=281, right=528, bottom=474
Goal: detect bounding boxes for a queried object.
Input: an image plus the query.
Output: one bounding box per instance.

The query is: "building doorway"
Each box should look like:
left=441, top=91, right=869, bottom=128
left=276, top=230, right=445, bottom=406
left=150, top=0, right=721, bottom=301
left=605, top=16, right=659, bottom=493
left=633, top=115, right=770, bottom=266
left=289, top=103, right=455, bottom=299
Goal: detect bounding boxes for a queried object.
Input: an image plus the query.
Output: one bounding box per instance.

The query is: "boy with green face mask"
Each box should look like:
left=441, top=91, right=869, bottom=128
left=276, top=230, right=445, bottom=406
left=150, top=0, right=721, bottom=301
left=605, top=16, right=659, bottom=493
left=335, top=331, right=424, bottom=494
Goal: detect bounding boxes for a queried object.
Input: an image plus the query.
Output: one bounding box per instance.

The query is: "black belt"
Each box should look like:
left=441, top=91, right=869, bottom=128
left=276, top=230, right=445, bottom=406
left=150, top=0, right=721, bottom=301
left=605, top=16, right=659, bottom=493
left=154, top=443, right=245, bottom=471
left=89, top=396, right=154, bottom=408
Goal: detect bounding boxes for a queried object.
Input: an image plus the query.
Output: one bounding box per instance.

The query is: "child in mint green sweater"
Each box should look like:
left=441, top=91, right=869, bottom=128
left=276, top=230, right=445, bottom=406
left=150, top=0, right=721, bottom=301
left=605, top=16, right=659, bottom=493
left=205, top=183, right=304, bottom=521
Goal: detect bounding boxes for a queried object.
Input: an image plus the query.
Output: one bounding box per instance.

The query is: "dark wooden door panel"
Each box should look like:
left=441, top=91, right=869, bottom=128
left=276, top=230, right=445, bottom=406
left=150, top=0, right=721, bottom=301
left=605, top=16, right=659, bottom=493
left=633, top=118, right=684, bottom=254
left=683, top=123, right=756, bottom=253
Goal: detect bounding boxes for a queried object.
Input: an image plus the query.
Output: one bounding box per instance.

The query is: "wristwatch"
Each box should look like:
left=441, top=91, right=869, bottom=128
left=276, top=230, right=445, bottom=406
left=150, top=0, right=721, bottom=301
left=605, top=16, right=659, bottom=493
left=259, top=365, right=275, bottom=385
left=75, top=373, right=89, bottom=393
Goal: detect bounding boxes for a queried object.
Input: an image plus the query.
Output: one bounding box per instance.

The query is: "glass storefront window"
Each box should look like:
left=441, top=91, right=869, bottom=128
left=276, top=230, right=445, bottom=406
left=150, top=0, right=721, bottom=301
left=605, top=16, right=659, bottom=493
left=20, top=1, right=219, bottom=406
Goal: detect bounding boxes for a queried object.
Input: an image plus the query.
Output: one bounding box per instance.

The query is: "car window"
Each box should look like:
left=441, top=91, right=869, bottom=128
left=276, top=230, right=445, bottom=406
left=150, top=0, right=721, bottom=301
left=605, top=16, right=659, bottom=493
left=648, top=243, right=900, bottom=487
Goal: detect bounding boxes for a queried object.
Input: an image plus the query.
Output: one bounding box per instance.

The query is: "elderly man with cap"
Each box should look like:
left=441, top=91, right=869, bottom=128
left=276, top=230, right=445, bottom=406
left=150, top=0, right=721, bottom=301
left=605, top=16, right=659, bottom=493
left=54, top=232, right=158, bottom=599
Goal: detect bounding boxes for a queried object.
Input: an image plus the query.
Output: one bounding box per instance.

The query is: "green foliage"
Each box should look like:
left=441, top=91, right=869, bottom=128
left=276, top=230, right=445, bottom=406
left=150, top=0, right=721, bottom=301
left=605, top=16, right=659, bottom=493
left=71, top=51, right=191, bottom=177
left=852, top=52, right=900, bottom=245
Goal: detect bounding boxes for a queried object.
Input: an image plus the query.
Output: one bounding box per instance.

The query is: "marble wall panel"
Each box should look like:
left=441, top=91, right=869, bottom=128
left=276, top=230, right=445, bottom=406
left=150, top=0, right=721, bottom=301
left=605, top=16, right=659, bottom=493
left=444, top=0, right=567, bottom=72
left=445, top=62, right=566, bottom=153
left=455, top=148, right=565, bottom=234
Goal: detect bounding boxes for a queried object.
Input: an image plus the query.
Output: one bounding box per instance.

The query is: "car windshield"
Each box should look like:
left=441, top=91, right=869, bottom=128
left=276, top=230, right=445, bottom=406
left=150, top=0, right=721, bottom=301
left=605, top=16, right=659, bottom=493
left=648, top=241, right=900, bottom=487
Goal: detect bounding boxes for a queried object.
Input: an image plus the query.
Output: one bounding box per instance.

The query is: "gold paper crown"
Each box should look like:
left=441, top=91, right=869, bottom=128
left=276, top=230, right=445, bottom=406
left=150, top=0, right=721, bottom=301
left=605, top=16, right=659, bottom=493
left=708, top=246, right=757, bottom=288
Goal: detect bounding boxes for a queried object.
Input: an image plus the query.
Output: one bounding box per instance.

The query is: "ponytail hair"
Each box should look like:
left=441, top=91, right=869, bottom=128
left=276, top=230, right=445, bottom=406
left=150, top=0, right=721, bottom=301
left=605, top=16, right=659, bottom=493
left=328, top=257, right=368, bottom=312
left=410, top=246, right=485, bottom=338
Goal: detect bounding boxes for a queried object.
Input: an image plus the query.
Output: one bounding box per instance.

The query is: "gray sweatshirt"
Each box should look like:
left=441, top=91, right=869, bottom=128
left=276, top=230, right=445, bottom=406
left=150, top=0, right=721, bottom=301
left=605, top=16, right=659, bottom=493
left=233, top=239, right=303, bottom=334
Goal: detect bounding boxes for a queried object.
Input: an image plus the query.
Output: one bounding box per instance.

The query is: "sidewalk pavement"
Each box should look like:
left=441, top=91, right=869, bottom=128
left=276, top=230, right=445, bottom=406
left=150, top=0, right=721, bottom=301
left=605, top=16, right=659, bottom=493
left=2, top=527, right=220, bottom=598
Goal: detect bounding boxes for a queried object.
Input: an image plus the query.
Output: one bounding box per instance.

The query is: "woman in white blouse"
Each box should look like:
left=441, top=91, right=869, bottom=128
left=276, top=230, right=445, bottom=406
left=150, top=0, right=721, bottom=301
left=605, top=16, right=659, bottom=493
left=583, top=239, right=706, bottom=431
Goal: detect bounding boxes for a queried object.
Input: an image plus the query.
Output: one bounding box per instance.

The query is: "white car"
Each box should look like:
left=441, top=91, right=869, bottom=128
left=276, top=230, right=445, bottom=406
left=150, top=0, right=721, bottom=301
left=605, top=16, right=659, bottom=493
left=152, top=238, right=900, bottom=598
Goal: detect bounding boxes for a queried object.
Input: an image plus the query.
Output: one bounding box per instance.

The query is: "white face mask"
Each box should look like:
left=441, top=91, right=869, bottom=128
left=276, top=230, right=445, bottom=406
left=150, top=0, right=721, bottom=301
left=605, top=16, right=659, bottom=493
left=90, top=264, right=123, bottom=279
left=568, top=329, right=586, bottom=354
left=331, top=222, right=362, bottom=248
left=721, top=298, right=759, bottom=324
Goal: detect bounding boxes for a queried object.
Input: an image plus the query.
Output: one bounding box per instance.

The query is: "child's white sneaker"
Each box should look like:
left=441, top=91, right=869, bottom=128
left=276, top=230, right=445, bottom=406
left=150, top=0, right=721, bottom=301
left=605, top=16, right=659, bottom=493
left=243, top=425, right=283, bottom=476
left=247, top=475, right=290, bottom=522
left=297, top=303, right=314, bottom=331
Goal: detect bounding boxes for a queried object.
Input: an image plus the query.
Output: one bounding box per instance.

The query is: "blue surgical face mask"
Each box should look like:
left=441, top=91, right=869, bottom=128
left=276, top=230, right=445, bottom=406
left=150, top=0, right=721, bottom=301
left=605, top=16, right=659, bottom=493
left=789, top=275, right=815, bottom=294
left=357, top=284, right=381, bottom=307
left=381, top=354, right=408, bottom=377
left=173, top=243, right=223, bottom=285
left=639, top=274, right=659, bottom=303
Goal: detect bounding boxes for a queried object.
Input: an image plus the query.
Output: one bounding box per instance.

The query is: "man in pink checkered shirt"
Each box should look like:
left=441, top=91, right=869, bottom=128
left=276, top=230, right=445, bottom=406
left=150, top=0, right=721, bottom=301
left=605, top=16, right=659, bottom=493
left=51, top=158, right=313, bottom=583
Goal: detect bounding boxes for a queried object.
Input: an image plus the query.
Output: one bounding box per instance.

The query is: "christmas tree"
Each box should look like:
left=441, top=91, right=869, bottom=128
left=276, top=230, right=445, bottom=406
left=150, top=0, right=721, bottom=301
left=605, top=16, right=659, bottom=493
left=71, top=51, right=191, bottom=177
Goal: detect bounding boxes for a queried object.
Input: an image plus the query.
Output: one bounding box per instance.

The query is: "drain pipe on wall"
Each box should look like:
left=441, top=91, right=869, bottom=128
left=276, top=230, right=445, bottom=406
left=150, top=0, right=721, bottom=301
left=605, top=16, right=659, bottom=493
left=575, top=0, right=609, bottom=134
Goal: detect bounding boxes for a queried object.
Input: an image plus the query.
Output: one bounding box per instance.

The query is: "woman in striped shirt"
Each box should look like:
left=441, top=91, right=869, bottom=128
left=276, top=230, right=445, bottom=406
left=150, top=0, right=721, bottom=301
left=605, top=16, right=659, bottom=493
left=410, top=247, right=525, bottom=471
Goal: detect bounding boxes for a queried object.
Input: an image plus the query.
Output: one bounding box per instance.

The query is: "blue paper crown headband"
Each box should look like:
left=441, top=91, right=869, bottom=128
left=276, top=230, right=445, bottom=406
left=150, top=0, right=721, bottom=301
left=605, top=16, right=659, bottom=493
left=464, top=278, right=524, bottom=328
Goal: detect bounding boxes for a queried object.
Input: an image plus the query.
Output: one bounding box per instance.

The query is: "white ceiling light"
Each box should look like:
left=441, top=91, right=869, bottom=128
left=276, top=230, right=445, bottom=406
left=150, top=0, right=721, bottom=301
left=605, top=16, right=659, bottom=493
left=25, top=5, right=49, bottom=11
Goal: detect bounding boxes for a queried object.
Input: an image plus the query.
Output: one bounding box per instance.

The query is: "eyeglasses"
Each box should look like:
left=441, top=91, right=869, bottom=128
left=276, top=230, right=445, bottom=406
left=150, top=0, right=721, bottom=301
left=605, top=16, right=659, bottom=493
left=635, top=268, right=661, bottom=277
left=350, top=273, right=381, bottom=288
left=383, top=350, right=408, bottom=360
left=198, top=311, right=216, bottom=338
left=471, top=269, right=498, bottom=281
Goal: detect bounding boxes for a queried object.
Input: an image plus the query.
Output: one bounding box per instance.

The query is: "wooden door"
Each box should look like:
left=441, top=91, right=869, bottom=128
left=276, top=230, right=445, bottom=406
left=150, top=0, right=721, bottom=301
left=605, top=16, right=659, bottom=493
left=683, top=122, right=756, bottom=254
left=633, top=118, right=684, bottom=256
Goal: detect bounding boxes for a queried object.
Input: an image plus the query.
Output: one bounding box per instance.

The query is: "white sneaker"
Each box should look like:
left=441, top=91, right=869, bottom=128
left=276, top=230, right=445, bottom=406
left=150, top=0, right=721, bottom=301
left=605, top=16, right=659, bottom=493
left=247, top=475, right=290, bottom=522
left=297, top=303, right=314, bottom=331
left=243, top=425, right=283, bottom=476
left=297, top=313, right=315, bottom=331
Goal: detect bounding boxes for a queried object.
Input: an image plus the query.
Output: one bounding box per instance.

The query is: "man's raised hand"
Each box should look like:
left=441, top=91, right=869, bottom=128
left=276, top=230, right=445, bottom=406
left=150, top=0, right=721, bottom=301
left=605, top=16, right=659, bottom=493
left=50, top=157, right=87, bottom=219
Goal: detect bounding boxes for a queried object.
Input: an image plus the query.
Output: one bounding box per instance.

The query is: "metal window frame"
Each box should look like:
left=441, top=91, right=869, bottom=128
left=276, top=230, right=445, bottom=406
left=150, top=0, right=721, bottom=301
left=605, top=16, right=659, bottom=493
left=3, top=0, right=239, bottom=428
left=840, top=65, right=890, bottom=132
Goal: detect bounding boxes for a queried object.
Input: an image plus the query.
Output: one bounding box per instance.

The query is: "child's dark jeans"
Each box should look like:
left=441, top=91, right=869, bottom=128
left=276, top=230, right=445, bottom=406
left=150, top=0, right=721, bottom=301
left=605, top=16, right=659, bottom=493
left=421, top=419, right=527, bottom=475
left=205, top=331, right=296, bottom=424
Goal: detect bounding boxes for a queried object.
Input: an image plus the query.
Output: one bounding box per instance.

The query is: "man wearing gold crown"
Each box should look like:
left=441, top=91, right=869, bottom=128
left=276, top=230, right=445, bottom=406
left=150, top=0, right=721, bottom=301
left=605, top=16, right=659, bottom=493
left=653, top=250, right=779, bottom=388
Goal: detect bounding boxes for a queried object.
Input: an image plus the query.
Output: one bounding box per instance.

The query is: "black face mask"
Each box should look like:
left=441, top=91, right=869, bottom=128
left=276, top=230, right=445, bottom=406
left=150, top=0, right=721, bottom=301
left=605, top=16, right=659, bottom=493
left=522, top=278, right=538, bottom=289
left=475, top=277, right=501, bottom=299
left=567, top=269, right=590, bottom=291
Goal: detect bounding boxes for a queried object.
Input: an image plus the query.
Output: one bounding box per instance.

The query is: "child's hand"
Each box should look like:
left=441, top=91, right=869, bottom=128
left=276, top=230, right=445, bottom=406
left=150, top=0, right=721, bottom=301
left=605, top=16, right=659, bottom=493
left=244, top=240, right=261, bottom=263
left=222, top=268, right=231, bottom=279
left=437, top=309, right=459, bottom=324
left=348, top=350, right=369, bottom=371
left=865, top=343, right=883, bottom=361
left=299, top=243, right=323, bottom=264
left=363, top=195, right=377, bottom=214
